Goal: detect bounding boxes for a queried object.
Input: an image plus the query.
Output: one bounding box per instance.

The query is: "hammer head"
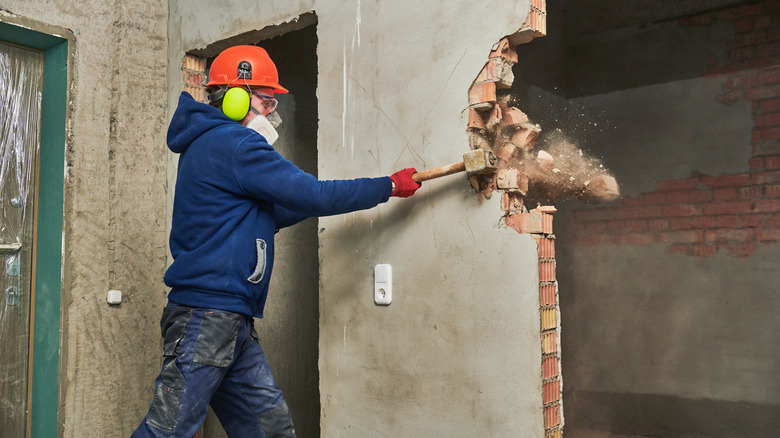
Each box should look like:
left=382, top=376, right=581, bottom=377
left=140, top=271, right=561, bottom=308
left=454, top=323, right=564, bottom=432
left=463, top=149, right=497, bottom=175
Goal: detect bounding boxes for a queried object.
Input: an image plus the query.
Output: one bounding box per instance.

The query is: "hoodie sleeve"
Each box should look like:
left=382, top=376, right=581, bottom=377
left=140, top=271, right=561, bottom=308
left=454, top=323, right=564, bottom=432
left=275, top=205, right=309, bottom=229
left=232, top=133, right=393, bottom=217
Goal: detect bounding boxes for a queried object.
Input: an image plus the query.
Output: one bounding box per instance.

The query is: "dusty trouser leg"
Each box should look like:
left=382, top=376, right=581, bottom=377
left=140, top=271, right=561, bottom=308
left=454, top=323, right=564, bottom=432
left=132, top=306, right=244, bottom=438
left=209, top=318, right=296, bottom=437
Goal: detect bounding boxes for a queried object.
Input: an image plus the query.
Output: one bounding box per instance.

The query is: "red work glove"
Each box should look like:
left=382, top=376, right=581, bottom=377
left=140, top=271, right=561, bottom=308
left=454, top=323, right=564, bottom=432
left=390, top=168, right=422, bottom=198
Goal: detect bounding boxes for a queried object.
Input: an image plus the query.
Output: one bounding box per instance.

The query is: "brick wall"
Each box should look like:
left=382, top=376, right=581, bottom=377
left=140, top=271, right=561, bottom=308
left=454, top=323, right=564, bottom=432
left=571, top=1, right=780, bottom=258
left=183, top=54, right=207, bottom=103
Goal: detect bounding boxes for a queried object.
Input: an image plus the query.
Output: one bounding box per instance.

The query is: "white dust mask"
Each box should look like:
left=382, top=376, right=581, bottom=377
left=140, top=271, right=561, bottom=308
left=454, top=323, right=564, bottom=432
left=247, top=114, right=279, bottom=145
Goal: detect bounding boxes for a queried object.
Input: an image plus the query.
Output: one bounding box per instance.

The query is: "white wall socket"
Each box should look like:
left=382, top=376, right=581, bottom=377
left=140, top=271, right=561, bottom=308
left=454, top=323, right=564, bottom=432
left=374, top=264, right=392, bottom=305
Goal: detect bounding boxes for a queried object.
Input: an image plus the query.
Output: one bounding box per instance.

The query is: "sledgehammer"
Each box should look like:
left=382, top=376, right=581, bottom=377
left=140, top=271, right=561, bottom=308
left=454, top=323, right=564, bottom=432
left=412, top=149, right=497, bottom=183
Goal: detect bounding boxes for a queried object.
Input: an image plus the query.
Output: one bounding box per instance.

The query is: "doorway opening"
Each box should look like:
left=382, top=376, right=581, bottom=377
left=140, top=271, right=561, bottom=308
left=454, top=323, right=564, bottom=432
left=184, top=17, right=321, bottom=438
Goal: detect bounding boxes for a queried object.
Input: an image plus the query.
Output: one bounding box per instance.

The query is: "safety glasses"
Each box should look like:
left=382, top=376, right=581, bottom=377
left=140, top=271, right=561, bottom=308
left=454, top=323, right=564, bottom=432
left=250, top=89, right=278, bottom=112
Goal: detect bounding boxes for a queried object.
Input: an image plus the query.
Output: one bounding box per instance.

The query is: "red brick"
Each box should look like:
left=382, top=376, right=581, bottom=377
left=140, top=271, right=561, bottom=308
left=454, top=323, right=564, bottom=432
left=616, top=206, right=659, bottom=219
left=618, top=233, right=657, bottom=245
left=767, top=184, right=780, bottom=197
left=703, top=201, right=753, bottom=215
left=542, top=332, right=558, bottom=354
left=665, top=191, right=688, bottom=204
left=689, top=190, right=713, bottom=203
left=670, top=217, right=693, bottom=229
left=693, top=244, right=718, bottom=257
left=468, top=108, right=486, bottom=130
left=713, top=187, right=738, bottom=201
left=692, top=245, right=718, bottom=257
left=692, top=216, right=717, bottom=228
left=759, top=98, right=780, bottom=113
left=468, top=82, right=497, bottom=108
left=753, top=128, right=763, bottom=144
left=669, top=243, right=690, bottom=255
left=657, top=178, right=701, bottom=191
left=704, top=228, right=752, bottom=242
left=607, top=220, right=626, bottom=232
left=625, top=219, right=647, bottom=232
left=539, top=261, right=556, bottom=282
left=750, top=157, right=765, bottom=171
left=542, top=357, right=558, bottom=380
left=727, top=242, right=759, bottom=258
left=540, top=284, right=557, bottom=306
left=769, top=213, right=780, bottom=227
left=501, top=106, right=529, bottom=126
left=752, top=170, right=780, bottom=184
left=621, top=196, right=643, bottom=207
left=544, top=404, right=561, bottom=429
left=741, top=214, right=766, bottom=227
left=659, top=204, right=703, bottom=217
left=543, top=380, right=560, bottom=404
left=585, top=221, right=607, bottom=233
left=536, top=237, right=556, bottom=258
left=754, top=199, right=780, bottom=212
left=659, top=230, right=705, bottom=243
left=716, top=215, right=740, bottom=228
left=717, top=89, right=745, bottom=105
left=758, top=68, right=780, bottom=85
left=647, top=218, right=670, bottom=231
left=756, top=111, right=780, bottom=126
left=766, top=156, right=780, bottom=169
left=641, top=192, right=665, bottom=205
left=702, top=173, right=751, bottom=188
left=760, top=126, right=780, bottom=140
left=739, top=185, right=763, bottom=199
left=757, top=228, right=780, bottom=241
left=749, top=85, right=780, bottom=101
left=489, top=37, right=518, bottom=63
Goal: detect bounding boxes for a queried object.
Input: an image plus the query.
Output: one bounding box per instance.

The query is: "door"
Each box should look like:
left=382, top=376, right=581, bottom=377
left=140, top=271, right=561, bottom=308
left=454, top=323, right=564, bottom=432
left=0, top=41, right=43, bottom=436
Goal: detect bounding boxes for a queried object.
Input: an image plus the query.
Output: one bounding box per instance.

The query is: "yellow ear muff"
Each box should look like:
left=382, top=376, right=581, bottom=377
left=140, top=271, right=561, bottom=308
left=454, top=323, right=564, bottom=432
left=222, top=87, right=250, bottom=121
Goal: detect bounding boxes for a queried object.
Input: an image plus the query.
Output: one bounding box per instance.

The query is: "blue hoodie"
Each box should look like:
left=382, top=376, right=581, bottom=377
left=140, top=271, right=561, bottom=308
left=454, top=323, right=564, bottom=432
left=164, top=92, right=392, bottom=317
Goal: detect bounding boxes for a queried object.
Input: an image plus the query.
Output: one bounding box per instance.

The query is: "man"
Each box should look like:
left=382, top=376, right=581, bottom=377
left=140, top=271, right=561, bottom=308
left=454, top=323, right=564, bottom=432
left=132, top=45, right=421, bottom=437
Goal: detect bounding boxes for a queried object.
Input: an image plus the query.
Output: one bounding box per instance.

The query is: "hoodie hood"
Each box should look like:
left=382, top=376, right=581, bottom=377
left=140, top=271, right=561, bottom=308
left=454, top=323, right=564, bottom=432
left=167, top=92, right=235, bottom=153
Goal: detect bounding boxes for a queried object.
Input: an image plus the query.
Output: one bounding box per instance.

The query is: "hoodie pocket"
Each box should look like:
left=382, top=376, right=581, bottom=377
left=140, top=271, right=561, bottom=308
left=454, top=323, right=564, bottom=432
left=248, top=239, right=267, bottom=284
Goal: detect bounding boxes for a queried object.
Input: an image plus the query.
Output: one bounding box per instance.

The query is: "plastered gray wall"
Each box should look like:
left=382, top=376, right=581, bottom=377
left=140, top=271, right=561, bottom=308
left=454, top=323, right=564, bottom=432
left=0, top=1, right=169, bottom=436
left=169, top=1, right=545, bottom=436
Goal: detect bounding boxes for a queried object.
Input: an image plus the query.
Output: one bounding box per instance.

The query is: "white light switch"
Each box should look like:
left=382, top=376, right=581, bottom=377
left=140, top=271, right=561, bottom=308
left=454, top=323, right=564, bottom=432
left=374, top=264, right=392, bottom=305
left=107, top=289, right=122, bottom=305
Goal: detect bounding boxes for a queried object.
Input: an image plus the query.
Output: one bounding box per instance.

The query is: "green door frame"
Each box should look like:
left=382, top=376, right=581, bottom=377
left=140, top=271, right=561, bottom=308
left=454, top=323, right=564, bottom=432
left=0, top=21, right=68, bottom=438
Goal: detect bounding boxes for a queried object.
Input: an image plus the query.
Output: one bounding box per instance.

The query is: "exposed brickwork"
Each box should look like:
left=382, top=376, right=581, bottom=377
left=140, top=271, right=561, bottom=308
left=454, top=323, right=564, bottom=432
left=506, top=206, right=564, bottom=436
left=571, top=1, right=780, bottom=259
left=183, top=54, right=207, bottom=103
left=481, top=3, right=563, bottom=434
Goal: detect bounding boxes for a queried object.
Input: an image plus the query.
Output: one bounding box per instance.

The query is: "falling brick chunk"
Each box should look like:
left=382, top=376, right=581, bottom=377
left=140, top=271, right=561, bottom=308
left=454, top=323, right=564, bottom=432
left=582, top=175, right=620, bottom=202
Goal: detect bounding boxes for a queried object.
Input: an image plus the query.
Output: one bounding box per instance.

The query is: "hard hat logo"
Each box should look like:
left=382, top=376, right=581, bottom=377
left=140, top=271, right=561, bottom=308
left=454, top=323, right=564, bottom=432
left=237, top=61, right=252, bottom=80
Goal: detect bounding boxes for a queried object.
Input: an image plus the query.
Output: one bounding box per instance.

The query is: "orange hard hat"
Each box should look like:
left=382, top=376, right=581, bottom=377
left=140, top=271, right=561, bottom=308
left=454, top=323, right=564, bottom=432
left=206, top=45, right=288, bottom=94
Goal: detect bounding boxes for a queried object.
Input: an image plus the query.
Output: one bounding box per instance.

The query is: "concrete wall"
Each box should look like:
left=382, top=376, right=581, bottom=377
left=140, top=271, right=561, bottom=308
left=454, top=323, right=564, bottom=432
left=515, top=1, right=780, bottom=436
left=169, top=1, right=545, bottom=436
left=0, top=1, right=169, bottom=436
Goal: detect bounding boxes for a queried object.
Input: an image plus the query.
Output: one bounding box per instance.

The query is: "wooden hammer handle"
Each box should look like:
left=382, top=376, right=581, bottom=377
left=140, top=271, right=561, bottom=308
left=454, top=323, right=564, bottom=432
left=411, top=161, right=466, bottom=183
